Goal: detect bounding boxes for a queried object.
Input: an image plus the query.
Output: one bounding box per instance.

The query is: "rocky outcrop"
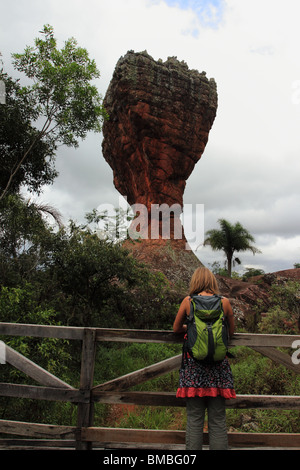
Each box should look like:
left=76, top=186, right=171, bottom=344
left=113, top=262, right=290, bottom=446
left=124, top=238, right=203, bottom=287
left=102, top=50, right=217, bottom=243
left=216, top=274, right=271, bottom=323
left=217, top=268, right=300, bottom=327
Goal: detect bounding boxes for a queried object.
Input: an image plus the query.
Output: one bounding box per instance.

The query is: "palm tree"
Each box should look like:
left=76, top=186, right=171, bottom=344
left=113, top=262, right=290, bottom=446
left=204, top=219, right=261, bottom=277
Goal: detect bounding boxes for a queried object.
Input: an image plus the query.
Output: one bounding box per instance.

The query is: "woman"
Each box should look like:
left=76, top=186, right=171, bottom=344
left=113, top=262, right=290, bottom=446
left=173, top=266, right=236, bottom=450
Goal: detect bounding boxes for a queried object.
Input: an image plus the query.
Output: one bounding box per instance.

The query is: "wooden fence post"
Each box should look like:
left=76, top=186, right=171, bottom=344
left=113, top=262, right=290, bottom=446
left=76, top=328, right=96, bottom=450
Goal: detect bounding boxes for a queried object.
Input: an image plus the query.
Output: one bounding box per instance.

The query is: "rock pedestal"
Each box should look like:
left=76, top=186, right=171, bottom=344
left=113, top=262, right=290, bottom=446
left=102, top=51, right=217, bottom=243
left=102, top=51, right=218, bottom=283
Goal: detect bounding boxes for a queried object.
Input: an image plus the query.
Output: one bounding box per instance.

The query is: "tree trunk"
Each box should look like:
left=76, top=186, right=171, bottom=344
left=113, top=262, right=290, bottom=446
left=227, top=254, right=232, bottom=277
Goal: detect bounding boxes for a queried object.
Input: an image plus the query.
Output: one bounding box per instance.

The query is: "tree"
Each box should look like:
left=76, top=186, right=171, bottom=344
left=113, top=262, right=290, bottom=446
left=0, top=74, right=57, bottom=195
left=204, top=219, right=261, bottom=277
left=45, top=222, right=175, bottom=329
left=0, top=194, right=176, bottom=329
left=85, top=206, right=134, bottom=243
left=0, top=194, right=62, bottom=287
left=0, top=24, right=108, bottom=200
left=242, top=267, right=265, bottom=280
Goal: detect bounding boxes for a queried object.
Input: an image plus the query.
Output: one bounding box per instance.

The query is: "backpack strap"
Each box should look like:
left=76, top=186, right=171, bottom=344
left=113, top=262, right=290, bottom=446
left=181, top=297, right=194, bottom=369
left=188, top=296, right=194, bottom=321
left=206, top=323, right=215, bottom=362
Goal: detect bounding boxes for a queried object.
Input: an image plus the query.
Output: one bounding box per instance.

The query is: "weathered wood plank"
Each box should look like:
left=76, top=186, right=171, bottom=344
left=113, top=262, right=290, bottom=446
left=0, top=439, right=76, bottom=449
left=1, top=323, right=299, bottom=347
left=82, top=427, right=185, bottom=445
left=0, top=383, right=88, bottom=402
left=0, top=322, right=84, bottom=340
left=81, top=427, right=300, bottom=448
left=0, top=419, right=76, bottom=439
left=102, top=442, right=186, bottom=450
left=228, top=393, right=300, bottom=409
left=92, top=390, right=300, bottom=409
left=5, top=344, right=74, bottom=389
left=79, top=329, right=97, bottom=390
left=92, top=390, right=183, bottom=406
left=95, top=328, right=181, bottom=343
left=95, top=329, right=300, bottom=347
left=231, top=333, right=300, bottom=348
left=93, top=354, right=182, bottom=392
left=229, top=432, right=300, bottom=448
left=76, top=328, right=97, bottom=450
left=251, top=346, right=300, bottom=374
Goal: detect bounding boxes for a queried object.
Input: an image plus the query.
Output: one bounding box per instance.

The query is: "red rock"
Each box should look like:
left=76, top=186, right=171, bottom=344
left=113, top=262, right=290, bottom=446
left=102, top=51, right=218, bottom=243
left=216, top=269, right=300, bottom=329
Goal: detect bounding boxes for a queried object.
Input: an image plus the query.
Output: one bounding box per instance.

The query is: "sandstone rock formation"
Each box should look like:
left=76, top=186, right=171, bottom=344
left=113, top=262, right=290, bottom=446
left=102, top=50, right=218, bottom=246
left=217, top=268, right=300, bottom=328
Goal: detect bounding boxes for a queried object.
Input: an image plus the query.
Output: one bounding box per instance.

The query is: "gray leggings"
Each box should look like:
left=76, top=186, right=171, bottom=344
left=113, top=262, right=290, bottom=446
left=186, top=396, right=228, bottom=450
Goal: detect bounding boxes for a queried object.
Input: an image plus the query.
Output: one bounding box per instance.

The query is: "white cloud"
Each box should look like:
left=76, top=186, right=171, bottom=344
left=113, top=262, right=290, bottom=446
left=1, top=0, right=300, bottom=273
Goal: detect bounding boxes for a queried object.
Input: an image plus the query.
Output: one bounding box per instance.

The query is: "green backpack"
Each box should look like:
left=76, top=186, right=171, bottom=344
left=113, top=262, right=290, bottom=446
left=184, top=294, right=230, bottom=363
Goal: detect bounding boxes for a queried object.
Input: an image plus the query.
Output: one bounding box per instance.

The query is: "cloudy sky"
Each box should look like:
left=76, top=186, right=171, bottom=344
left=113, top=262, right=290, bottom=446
left=1, top=0, right=300, bottom=274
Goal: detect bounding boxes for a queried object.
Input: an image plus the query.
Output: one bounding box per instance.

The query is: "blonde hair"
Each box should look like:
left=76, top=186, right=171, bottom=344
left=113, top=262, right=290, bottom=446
left=189, top=267, right=220, bottom=296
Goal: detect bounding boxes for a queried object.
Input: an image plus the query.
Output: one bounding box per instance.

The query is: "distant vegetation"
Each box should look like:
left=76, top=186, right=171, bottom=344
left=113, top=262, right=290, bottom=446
left=209, top=261, right=265, bottom=280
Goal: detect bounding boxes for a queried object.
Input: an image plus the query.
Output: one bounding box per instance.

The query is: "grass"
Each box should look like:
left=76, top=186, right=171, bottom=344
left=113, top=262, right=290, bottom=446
left=2, top=340, right=298, bottom=435
left=91, top=343, right=300, bottom=434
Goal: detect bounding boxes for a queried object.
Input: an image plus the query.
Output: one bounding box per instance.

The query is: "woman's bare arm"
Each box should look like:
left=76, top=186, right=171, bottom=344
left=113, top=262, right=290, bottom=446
left=173, top=296, right=190, bottom=334
left=222, top=297, right=235, bottom=337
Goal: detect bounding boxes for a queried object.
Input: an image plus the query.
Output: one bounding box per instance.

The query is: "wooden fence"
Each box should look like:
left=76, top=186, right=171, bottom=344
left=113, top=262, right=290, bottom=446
left=0, top=322, right=300, bottom=450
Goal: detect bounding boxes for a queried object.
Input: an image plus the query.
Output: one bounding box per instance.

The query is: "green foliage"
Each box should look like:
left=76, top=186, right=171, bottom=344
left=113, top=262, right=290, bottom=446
left=11, top=24, right=108, bottom=147
left=0, top=283, right=71, bottom=377
left=92, top=342, right=183, bottom=429
left=0, top=195, right=178, bottom=329
left=0, top=193, right=49, bottom=253
left=230, top=347, right=299, bottom=395
left=242, top=267, right=265, bottom=280
left=227, top=347, right=300, bottom=433
left=226, top=409, right=300, bottom=434
left=42, top=222, right=177, bottom=329
left=0, top=192, right=180, bottom=423
left=0, top=24, right=108, bottom=200
left=0, top=74, right=57, bottom=195
left=93, top=343, right=300, bottom=433
left=0, top=194, right=59, bottom=287
left=0, top=281, right=72, bottom=423
left=258, top=306, right=292, bottom=334
left=94, top=343, right=181, bottom=391
left=258, top=281, right=300, bottom=334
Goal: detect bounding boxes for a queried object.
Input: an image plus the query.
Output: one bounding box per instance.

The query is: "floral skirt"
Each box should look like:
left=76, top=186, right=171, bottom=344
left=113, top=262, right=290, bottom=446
left=176, top=353, right=236, bottom=399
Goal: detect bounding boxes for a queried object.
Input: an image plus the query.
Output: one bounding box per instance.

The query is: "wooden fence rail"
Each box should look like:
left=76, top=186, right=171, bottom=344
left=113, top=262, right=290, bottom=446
left=0, top=322, right=300, bottom=450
